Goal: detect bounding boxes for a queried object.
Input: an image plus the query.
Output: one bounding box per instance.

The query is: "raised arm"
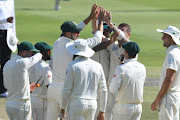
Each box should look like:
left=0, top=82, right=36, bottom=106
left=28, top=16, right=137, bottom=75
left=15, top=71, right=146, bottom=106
left=83, top=3, right=99, bottom=25
left=86, top=7, right=106, bottom=48
left=105, top=11, right=125, bottom=41
left=93, top=32, right=118, bottom=52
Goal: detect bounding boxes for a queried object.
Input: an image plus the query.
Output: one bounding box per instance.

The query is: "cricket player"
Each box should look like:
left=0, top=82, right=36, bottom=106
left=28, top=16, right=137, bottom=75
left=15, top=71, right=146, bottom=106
left=46, top=4, right=106, bottom=120
left=91, top=19, right=114, bottom=118
left=151, top=26, right=180, bottom=120
left=3, top=41, right=42, bottom=120
left=93, top=11, right=132, bottom=119
left=60, top=39, right=107, bottom=120
left=110, top=42, right=146, bottom=120
left=29, top=42, right=53, bottom=120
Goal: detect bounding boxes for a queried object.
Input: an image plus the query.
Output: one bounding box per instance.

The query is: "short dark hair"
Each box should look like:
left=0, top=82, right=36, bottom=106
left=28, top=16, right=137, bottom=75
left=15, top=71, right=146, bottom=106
left=128, top=52, right=136, bottom=58
left=118, top=23, right=131, bottom=33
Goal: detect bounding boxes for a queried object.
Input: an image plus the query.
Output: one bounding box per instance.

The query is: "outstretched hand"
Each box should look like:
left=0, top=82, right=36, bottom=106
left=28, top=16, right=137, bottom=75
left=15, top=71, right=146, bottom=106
left=98, top=7, right=106, bottom=22
left=104, top=10, right=112, bottom=26
left=90, top=3, right=99, bottom=20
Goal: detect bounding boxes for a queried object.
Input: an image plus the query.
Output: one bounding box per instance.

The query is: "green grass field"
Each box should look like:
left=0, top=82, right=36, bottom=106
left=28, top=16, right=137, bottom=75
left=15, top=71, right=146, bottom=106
left=0, top=87, right=160, bottom=120
left=15, top=0, right=180, bottom=78
left=1, top=0, right=180, bottom=119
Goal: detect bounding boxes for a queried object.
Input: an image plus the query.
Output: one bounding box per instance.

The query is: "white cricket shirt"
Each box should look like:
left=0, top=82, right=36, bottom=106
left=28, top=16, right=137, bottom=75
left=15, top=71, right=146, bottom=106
left=3, top=53, right=42, bottom=101
left=51, top=30, right=103, bottom=83
left=109, top=58, right=146, bottom=103
left=62, top=56, right=107, bottom=112
left=159, top=45, right=180, bottom=91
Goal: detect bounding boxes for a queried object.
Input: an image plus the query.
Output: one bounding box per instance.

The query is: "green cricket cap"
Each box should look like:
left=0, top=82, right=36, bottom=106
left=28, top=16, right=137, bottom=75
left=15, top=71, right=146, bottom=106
left=18, top=41, right=39, bottom=52
left=34, top=42, right=53, bottom=52
left=61, top=21, right=82, bottom=33
left=122, top=42, right=140, bottom=56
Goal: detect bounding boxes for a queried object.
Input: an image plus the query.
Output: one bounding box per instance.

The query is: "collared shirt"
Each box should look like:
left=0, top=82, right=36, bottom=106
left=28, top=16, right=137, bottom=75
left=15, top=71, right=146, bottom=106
left=159, top=45, right=180, bottom=91
left=62, top=56, right=107, bottom=112
left=107, top=41, right=124, bottom=85
left=3, top=53, right=42, bottom=101
left=91, top=38, right=110, bottom=80
left=106, top=40, right=138, bottom=85
left=50, top=30, right=103, bottom=83
left=109, top=58, right=146, bottom=104
left=29, top=60, right=52, bottom=98
left=0, top=0, right=15, bottom=33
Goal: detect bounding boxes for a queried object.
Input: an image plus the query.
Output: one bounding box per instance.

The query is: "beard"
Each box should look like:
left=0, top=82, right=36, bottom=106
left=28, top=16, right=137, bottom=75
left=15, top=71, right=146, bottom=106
left=43, top=52, right=51, bottom=61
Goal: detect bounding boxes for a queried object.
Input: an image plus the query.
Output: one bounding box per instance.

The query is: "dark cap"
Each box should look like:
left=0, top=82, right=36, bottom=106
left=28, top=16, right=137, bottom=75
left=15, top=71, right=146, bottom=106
left=18, top=41, right=39, bottom=52
left=34, top=42, right=53, bottom=52
left=122, top=42, right=140, bottom=57
left=61, top=21, right=82, bottom=33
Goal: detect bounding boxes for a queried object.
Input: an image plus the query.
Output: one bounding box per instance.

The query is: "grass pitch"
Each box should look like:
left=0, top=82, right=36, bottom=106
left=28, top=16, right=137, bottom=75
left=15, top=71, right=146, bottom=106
left=0, top=87, right=160, bottom=120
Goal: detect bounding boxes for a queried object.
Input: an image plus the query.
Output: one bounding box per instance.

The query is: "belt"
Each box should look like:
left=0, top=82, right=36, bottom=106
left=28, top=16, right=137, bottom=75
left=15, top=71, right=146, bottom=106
left=117, top=101, right=142, bottom=104
left=0, top=29, right=7, bottom=32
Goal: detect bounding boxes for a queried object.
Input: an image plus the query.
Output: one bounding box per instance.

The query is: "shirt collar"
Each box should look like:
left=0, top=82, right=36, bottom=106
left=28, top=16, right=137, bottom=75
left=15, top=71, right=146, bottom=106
left=124, top=58, right=137, bottom=63
left=166, top=45, right=179, bottom=55
left=11, top=54, right=22, bottom=59
left=61, top=36, right=73, bottom=43
left=74, top=56, right=89, bottom=60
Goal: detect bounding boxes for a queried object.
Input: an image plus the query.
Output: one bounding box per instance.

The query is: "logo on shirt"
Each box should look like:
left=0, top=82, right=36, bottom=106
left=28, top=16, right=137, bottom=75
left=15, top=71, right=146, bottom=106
left=47, top=75, right=51, bottom=78
left=113, top=74, right=116, bottom=77
left=168, top=58, right=174, bottom=64
left=112, top=45, right=118, bottom=51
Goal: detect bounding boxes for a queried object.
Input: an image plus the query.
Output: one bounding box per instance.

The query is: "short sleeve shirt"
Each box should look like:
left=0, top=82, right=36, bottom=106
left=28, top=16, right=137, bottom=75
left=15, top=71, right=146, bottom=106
left=159, top=45, right=180, bottom=91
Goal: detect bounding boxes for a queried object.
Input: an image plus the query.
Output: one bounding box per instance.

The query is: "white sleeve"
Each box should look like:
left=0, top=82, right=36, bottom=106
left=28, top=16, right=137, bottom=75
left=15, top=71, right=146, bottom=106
left=43, top=67, right=52, bottom=85
left=0, top=19, right=7, bottom=24
left=98, top=66, right=107, bottom=112
left=77, top=21, right=86, bottom=30
left=49, top=57, right=53, bottom=69
left=167, top=54, right=178, bottom=71
left=22, top=53, right=42, bottom=70
left=117, top=29, right=125, bottom=40
left=86, top=31, right=103, bottom=48
left=109, top=66, right=123, bottom=97
left=61, top=64, right=74, bottom=109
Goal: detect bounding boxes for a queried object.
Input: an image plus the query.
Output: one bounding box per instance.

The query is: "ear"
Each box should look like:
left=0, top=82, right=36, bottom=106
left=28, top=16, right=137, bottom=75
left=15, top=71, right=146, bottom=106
left=124, top=49, right=129, bottom=57
left=128, top=32, right=131, bottom=37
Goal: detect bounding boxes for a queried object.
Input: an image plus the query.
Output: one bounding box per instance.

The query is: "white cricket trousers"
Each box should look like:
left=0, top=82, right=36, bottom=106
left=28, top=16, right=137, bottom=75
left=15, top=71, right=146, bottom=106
left=31, top=96, right=47, bottom=120
left=46, top=82, right=64, bottom=120
left=6, top=100, right=31, bottom=120
left=158, top=91, right=180, bottom=120
left=112, top=103, right=142, bottom=120
left=68, top=99, right=97, bottom=120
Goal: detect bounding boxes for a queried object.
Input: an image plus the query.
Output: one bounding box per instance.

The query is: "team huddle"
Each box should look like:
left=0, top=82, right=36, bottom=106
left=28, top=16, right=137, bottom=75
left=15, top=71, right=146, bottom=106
left=1, top=1, right=180, bottom=120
